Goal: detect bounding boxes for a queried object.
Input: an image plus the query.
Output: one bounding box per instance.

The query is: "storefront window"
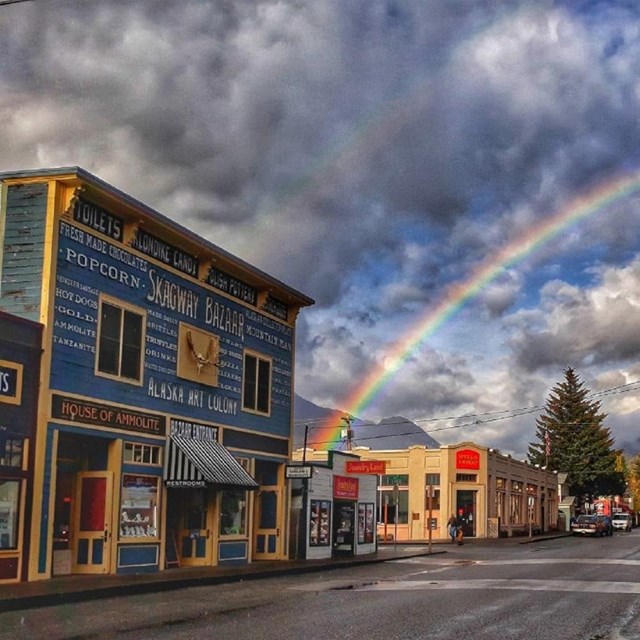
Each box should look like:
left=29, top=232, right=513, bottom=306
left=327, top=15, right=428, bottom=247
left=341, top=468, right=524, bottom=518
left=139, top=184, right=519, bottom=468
left=377, top=489, right=408, bottom=524
left=0, top=480, right=20, bottom=549
left=120, top=474, right=159, bottom=538
left=309, top=500, right=331, bottom=546
left=510, top=493, right=523, bottom=524
left=219, top=489, right=247, bottom=536
left=358, top=503, right=375, bottom=544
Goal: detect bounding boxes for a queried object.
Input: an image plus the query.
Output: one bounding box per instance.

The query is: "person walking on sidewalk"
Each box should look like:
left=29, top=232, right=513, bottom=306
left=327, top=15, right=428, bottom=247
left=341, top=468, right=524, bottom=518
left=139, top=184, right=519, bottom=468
left=447, top=514, right=458, bottom=544
left=456, top=513, right=465, bottom=545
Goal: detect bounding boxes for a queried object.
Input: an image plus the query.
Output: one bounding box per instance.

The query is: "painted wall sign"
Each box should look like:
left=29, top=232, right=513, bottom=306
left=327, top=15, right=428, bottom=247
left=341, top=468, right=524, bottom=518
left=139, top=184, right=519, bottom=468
left=73, top=198, right=124, bottom=242
left=0, top=361, right=22, bottom=405
left=51, top=394, right=166, bottom=436
left=334, top=475, right=359, bottom=499
left=52, top=220, right=294, bottom=441
left=169, top=418, right=217, bottom=441
left=261, top=295, right=288, bottom=321
left=345, top=460, right=387, bottom=475
left=132, top=227, right=199, bottom=278
left=456, top=449, right=480, bottom=470
left=205, top=267, right=257, bottom=306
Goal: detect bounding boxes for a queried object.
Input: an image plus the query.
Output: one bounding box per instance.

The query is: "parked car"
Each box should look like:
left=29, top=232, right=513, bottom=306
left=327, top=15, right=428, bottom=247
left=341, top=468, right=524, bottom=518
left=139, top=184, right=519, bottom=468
left=596, top=515, right=613, bottom=536
left=571, top=514, right=605, bottom=536
left=611, top=513, right=633, bottom=532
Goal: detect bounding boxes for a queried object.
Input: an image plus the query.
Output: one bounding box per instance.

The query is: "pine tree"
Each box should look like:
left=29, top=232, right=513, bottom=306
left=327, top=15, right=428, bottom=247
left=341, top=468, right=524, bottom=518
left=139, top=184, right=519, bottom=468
left=527, top=367, right=624, bottom=501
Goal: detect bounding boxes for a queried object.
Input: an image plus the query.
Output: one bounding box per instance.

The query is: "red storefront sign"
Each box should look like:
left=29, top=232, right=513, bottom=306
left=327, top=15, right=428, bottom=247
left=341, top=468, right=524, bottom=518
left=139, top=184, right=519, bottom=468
left=456, top=449, right=480, bottom=470
left=333, top=475, right=359, bottom=499
left=345, top=460, right=386, bottom=474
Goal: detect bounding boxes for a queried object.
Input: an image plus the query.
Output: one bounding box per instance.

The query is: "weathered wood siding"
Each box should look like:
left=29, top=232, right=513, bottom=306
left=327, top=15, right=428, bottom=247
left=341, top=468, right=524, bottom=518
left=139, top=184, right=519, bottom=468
left=1, top=183, right=48, bottom=321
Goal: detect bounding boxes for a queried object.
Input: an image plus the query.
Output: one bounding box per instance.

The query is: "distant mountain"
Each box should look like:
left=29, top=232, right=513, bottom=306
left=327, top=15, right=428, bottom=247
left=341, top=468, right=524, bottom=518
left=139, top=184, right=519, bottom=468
left=293, top=394, right=440, bottom=451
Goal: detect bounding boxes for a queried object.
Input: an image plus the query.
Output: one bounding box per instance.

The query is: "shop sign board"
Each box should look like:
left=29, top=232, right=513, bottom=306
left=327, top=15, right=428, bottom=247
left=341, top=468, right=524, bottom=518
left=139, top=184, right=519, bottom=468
left=456, top=449, right=480, bottom=470
left=334, top=475, right=359, bottom=499
left=285, top=465, right=312, bottom=479
left=0, top=361, right=22, bottom=405
left=52, top=394, right=166, bottom=436
left=345, top=460, right=386, bottom=474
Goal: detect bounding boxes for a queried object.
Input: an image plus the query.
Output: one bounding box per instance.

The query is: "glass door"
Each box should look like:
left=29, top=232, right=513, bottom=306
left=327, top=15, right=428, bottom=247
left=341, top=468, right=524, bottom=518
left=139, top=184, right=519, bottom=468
left=72, top=472, right=113, bottom=574
left=456, top=490, right=476, bottom=538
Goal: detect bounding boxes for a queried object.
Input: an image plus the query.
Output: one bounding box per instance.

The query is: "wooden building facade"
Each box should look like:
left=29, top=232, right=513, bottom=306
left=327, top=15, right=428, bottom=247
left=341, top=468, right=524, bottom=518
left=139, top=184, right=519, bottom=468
left=0, top=167, right=313, bottom=580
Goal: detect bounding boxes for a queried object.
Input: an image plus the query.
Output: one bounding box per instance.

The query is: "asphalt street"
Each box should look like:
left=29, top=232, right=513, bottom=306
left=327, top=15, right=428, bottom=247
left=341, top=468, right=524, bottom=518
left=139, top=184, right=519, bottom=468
left=2, top=532, right=639, bottom=640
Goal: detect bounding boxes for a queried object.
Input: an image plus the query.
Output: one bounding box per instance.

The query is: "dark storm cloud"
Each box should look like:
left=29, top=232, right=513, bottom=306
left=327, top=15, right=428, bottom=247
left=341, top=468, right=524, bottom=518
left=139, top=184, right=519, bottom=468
left=3, top=1, right=640, bottom=455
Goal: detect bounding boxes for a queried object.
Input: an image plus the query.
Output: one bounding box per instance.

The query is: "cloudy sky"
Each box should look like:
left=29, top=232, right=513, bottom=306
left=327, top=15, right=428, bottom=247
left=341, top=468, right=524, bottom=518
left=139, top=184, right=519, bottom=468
left=3, top=0, right=640, bottom=458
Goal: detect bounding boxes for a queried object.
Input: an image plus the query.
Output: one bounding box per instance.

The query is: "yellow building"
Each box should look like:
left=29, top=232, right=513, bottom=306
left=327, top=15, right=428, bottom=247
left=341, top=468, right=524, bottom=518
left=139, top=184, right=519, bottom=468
left=295, top=442, right=558, bottom=541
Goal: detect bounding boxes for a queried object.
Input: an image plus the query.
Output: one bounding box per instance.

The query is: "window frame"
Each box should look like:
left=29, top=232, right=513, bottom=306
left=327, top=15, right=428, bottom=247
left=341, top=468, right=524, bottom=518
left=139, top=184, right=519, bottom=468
left=0, top=479, right=21, bottom=549
left=123, top=442, right=162, bottom=466
left=0, top=438, right=24, bottom=469
left=96, top=296, right=146, bottom=385
left=242, top=350, right=272, bottom=415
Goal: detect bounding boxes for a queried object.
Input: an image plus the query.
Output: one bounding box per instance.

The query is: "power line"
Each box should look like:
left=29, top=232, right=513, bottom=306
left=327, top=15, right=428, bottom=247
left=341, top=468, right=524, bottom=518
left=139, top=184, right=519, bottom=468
left=295, top=379, right=640, bottom=449
left=0, top=0, right=36, bottom=6
left=294, top=378, right=640, bottom=432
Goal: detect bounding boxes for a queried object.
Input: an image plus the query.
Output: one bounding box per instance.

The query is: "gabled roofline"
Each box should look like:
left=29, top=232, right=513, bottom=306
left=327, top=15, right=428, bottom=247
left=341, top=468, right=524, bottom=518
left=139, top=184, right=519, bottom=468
left=0, top=166, right=315, bottom=307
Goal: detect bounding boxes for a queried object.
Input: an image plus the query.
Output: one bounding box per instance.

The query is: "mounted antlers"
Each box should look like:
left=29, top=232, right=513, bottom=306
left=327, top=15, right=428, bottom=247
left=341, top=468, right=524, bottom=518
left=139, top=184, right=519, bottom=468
left=186, top=330, right=219, bottom=375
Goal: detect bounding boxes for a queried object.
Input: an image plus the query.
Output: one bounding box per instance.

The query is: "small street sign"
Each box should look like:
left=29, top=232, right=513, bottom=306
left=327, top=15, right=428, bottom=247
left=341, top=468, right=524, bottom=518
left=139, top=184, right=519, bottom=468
left=285, top=465, right=312, bottom=479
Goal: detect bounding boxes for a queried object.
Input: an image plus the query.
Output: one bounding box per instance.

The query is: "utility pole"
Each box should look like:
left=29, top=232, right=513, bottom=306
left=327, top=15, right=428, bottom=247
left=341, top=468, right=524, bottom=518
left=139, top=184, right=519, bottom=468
left=341, top=415, right=354, bottom=451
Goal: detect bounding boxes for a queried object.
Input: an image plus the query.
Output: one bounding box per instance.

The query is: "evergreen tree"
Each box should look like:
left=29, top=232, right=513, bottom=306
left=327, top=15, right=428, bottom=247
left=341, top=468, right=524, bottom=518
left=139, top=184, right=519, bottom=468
left=527, top=367, right=624, bottom=501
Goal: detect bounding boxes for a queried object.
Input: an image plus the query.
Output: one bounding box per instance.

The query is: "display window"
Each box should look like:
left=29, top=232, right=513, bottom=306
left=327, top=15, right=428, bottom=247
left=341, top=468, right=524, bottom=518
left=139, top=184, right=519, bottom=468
left=309, top=500, right=331, bottom=546
left=358, top=503, right=375, bottom=544
left=219, top=489, right=248, bottom=536
left=120, top=474, right=159, bottom=538
left=0, top=480, right=20, bottom=549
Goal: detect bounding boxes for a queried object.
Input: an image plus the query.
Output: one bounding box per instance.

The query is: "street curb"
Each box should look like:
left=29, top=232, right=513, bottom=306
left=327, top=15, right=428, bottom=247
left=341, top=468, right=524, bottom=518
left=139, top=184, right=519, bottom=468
left=0, top=550, right=445, bottom=613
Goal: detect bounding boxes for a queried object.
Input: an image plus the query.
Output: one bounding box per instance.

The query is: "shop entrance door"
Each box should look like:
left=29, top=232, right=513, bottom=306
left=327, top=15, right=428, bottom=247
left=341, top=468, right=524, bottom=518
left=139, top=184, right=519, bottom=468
left=456, top=490, right=477, bottom=538
left=178, top=488, right=213, bottom=566
left=332, top=501, right=355, bottom=556
left=72, top=472, right=113, bottom=574
left=253, top=487, right=281, bottom=559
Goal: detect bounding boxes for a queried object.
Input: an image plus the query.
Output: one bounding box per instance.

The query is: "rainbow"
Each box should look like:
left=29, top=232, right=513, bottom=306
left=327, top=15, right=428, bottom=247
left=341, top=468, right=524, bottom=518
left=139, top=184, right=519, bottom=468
left=308, top=170, right=640, bottom=450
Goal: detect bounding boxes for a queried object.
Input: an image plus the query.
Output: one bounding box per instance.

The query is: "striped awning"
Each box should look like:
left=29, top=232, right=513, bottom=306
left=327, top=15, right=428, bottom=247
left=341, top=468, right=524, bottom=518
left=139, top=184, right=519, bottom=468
left=164, top=436, right=258, bottom=489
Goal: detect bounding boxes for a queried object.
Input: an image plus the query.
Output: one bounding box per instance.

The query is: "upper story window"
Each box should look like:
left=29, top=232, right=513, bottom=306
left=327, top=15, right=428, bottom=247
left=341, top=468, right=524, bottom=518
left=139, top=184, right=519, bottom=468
left=496, top=477, right=506, bottom=490
left=456, top=474, right=477, bottom=483
left=511, top=480, right=523, bottom=493
left=97, top=297, right=145, bottom=384
left=242, top=351, right=271, bottom=415
left=426, top=473, right=440, bottom=486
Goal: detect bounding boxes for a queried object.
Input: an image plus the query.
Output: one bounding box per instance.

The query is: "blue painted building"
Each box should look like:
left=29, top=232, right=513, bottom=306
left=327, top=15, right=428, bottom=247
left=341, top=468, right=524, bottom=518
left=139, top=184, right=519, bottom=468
left=0, top=168, right=313, bottom=580
left=0, top=311, right=43, bottom=583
